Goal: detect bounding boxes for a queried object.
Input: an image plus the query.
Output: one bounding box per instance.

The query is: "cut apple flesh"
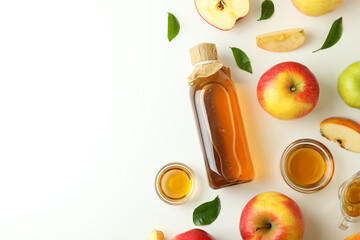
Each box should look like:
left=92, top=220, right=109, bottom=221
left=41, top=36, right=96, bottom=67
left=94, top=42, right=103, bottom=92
left=320, top=117, right=360, bottom=153
left=345, top=231, right=360, bottom=240
left=147, top=230, right=165, bottom=240
left=256, top=28, right=305, bottom=52
left=195, top=0, right=250, bottom=30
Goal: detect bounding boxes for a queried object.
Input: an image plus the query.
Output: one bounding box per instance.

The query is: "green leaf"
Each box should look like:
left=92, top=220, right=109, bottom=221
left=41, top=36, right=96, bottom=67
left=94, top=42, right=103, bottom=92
left=258, top=0, right=274, bottom=21
left=193, top=196, right=221, bottom=226
left=167, top=12, right=180, bottom=42
left=313, top=17, right=343, bottom=53
left=230, top=47, right=253, bottom=74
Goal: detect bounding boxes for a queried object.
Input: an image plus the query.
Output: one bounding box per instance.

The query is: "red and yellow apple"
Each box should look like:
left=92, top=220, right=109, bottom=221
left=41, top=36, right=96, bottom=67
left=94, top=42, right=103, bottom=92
left=147, top=230, right=165, bottom=240
left=194, top=0, right=250, bottom=30
left=257, top=62, right=319, bottom=120
left=320, top=117, right=360, bottom=153
left=172, top=229, right=216, bottom=240
left=345, top=232, right=360, bottom=240
left=240, top=192, right=304, bottom=240
left=291, top=0, right=344, bottom=17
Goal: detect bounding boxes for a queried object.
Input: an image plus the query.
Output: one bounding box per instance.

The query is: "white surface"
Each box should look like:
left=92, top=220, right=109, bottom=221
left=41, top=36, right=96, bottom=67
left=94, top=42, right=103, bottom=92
left=0, top=0, right=360, bottom=239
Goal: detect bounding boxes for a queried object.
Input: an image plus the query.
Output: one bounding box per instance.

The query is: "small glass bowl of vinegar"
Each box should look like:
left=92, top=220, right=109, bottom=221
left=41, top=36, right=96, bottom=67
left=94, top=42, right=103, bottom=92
left=155, top=162, right=196, bottom=205
left=280, top=139, right=334, bottom=194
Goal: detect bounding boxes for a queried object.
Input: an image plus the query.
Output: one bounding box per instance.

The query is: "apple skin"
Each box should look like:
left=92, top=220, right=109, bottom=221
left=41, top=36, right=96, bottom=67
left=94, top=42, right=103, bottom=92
left=257, top=61, right=319, bottom=120
left=172, top=229, right=216, bottom=240
left=338, top=61, right=360, bottom=109
left=194, top=0, right=250, bottom=31
left=240, top=192, right=304, bottom=240
left=321, top=117, right=360, bottom=134
left=291, top=0, right=344, bottom=17
left=345, top=232, right=360, bottom=240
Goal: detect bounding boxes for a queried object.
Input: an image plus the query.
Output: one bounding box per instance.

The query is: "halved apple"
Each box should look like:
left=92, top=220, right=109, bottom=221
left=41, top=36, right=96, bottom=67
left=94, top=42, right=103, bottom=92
left=147, top=230, right=165, bottom=240
left=195, top=0, right=250, bottom=30
left=320, top=117, right=360, bottom=153
left=256, top=29, right=305, bottom=52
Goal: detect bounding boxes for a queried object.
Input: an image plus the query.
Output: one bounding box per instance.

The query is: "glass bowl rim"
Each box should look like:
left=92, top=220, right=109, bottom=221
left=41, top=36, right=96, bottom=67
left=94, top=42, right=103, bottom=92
left=280, top=138, right=335, bottom=194
left=155, top=162, right=196, bottom=205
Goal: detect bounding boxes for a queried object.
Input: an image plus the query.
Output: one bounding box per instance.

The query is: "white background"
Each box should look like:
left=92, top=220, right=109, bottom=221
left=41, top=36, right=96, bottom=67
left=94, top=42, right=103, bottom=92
left=0, top=0, right=360, bottom=239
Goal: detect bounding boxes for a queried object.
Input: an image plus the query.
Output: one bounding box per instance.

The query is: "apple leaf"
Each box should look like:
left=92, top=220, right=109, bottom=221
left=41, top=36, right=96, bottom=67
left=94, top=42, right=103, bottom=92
left=258, top=0, right=274, bottom=21
left=313, top=17, right=343, bottom=53
left=167, top=12, right=180, bottom=42
left=193, top=196, right=221, bottom=226
left=230, top=47, right=253, bottom=74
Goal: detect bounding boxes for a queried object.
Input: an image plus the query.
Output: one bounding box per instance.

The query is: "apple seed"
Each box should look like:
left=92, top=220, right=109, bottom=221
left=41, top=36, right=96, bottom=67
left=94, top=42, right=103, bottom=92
left=217, top=1, right=225, bottom=10
left=276, top=34, right=285, bottom=41
left=337, top=139, right=344, bottom=148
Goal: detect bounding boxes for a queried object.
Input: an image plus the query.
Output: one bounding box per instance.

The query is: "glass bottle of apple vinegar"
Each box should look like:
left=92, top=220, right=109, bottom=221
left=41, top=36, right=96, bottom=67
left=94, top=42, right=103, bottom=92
left=188, top=43, right=255, bottom=189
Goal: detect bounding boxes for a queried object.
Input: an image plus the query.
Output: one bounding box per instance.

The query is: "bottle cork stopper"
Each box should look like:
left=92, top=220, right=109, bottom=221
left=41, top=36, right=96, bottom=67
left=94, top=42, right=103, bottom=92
left=190, top=43, right=218, bottom=66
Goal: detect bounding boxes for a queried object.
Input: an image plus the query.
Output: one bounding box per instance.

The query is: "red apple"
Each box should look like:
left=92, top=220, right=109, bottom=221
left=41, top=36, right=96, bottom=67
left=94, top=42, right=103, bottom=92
left=240, top=191, right=304, bottom=240
left=194, top=0, right=250, bottom=31
left=257, top=62, right=319, bottom=120
left=172, top=229, right=216, bottom=240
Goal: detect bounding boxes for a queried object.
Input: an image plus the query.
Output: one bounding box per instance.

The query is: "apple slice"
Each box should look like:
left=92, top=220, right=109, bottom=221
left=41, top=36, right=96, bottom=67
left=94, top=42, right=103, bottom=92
left=147, top=230, right=165, bottom=240
left=345, top=232, right=360, bottom=240
left=320, top=117, right=360, bottom=153
left=256, top=29, right=305, bottom=52
left=195, top=0, right=250, bottom=30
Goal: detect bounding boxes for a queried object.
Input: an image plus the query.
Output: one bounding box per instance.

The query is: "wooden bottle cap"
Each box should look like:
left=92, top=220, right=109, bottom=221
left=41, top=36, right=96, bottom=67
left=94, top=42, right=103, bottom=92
left=190, top=43, right=218, bottom=66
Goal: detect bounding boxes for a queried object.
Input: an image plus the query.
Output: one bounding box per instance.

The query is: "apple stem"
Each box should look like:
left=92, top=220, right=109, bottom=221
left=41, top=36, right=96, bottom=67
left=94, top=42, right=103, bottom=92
left=290, top=86, right=296, bottom=92
left=255, top=224, right=272, bottom=231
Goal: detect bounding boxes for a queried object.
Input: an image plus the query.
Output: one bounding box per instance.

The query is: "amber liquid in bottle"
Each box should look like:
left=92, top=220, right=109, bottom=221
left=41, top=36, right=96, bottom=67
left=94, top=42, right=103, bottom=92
left=188, top=43, right=254, bottom=189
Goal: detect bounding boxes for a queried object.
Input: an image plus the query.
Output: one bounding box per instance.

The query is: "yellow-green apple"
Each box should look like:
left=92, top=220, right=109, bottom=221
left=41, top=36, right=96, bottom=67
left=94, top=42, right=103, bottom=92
left=172, top=229, right=215, bottom=240
left=240, top=192, right=304, bottom=240
left=256, top=29, right=305, bottom=52
left=338, top=61, right=360, bottom=109
left=147, top=230, right=165, bottom=240
left=194, top=0, right=250, bottom=30
left=257, top=62, right=319, bottom=120
left=320, top=117, right=360, bottom=153
left=291, top=0, right=344, bottom=16
left=345, top=232, right=360, bottom=240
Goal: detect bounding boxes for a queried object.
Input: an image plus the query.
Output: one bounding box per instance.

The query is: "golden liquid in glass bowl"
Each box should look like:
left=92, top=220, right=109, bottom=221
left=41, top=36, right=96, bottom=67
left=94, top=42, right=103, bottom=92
left=286, top=147, right=327, bottom=187
left=155, top=163, right=195, bottom=205
left=281, top=139, right=334, bottom=194
left=159, top=167, right=192, bottom=200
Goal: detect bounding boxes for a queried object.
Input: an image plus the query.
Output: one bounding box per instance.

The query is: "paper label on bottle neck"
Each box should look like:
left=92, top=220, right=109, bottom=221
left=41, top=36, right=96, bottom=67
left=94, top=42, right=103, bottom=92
left=188, top=61, right=226, bottom=86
